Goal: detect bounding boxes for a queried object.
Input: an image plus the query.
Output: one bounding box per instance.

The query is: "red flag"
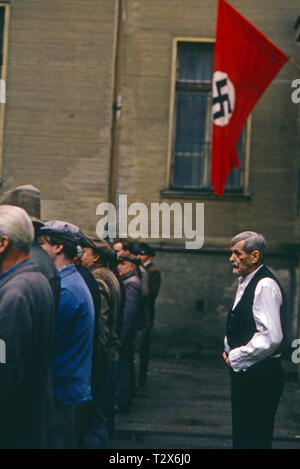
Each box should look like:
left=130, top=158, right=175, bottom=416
left=211, top=0, right=288, bottom=196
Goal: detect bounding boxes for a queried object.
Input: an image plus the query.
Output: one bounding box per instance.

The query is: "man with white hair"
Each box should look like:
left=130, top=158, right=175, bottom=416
left=0, top=205, right=55, bottom=449
left=223, top=231, right=287, bottom=449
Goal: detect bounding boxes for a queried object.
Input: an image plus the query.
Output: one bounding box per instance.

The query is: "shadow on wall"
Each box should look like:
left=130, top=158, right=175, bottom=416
left=151, top=280, right=238, bottom=360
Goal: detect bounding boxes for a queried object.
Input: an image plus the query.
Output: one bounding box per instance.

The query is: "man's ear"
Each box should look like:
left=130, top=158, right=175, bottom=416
left=251, top=250, right=260, bottom=264
left=54, top=244, right=64, bottom=255
left=92, top=250, right=100, bottom=264
left=0, top=235, right=10, bottom=254
left=94, top=253, right=100, bottom=263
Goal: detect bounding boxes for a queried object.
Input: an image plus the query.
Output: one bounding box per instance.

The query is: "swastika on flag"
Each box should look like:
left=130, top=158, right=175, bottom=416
left=212, top=71, right=235, bottom=126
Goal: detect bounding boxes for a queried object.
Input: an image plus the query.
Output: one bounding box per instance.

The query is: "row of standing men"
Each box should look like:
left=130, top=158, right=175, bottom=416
left=0, top=185, right=161, bottom=449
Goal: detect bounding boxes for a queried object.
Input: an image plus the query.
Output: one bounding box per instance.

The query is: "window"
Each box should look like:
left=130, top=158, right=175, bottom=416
left=169, top=40, right=246, bottom=193
left=0, top=3, right=9, bottom=184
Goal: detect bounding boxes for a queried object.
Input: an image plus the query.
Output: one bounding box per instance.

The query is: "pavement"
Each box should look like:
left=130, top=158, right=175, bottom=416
left=108, top=356, right=300, bottom=450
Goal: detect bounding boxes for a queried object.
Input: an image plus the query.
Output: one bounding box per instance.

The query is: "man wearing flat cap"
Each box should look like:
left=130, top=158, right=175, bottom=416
left=137, top=243, right=161, bottom=387
left=38, top=221, right=95, bottom=449
left=0, top=184, right=61, bottom=312
left=80, top=235, right=122, bottom=366
left=116, top=253, right=142, bottom=412
left=79, top=233, right=122, bottom=446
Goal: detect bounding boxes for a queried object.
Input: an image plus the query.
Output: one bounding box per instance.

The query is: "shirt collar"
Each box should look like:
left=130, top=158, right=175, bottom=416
left=238, top=264, right=264, bottom=287
left=58, top=263, right=76, bottom=277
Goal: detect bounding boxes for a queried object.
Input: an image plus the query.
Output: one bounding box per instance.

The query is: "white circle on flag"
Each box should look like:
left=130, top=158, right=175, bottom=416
left=212, top=71, right=235, bottom=127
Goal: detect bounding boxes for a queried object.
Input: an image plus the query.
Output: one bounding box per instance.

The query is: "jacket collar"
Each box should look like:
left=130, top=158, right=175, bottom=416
left=0, top=260, right=37, bottom=288
left=121, top=269, right=138, bottom=281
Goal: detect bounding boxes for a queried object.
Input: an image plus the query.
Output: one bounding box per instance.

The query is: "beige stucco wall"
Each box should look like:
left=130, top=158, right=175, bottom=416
left=1, top=0, right=117, bottom=231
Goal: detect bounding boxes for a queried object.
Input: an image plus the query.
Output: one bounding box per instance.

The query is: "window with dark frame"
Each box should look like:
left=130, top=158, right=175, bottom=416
left=171, top=41, right=245, bottom=192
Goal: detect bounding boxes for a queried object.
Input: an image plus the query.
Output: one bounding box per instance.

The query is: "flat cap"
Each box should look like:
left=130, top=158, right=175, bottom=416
left=0, top=184, right=42, bottom=224
left=79, top=233, right=110, bottom=252
left=118, top=253, right=141, bottom=266
left=38, top=220, right=81, bottom=245
left=79, top=233, right=116, bottom=261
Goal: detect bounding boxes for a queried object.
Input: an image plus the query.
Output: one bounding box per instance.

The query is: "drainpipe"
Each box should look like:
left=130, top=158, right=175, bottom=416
left=109, top=0, right=126, bottom=205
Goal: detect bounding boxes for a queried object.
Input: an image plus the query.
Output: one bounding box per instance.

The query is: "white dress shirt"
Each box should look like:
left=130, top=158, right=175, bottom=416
left=224, top=265, right=283, bottom=372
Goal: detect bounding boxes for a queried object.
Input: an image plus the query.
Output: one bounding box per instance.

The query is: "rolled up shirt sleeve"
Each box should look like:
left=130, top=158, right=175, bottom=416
left=224, top=336, right=230, bottom=354
left=228, top=278, right=283, bottom=372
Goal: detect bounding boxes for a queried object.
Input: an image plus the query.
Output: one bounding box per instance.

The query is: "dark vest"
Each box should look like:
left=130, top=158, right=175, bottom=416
left=226, top=265, right=287, bottom=355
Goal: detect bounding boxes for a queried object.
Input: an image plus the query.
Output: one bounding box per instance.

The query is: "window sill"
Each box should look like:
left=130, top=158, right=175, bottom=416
left=160, top=189, right=251, bottom=201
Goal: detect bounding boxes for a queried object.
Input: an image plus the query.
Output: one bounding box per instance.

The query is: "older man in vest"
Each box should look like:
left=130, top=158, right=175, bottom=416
left=223, top=231, right=287, bottom=449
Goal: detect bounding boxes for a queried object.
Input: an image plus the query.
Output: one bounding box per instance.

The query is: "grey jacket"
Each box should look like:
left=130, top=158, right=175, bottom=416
left=120, top=270, right=142, bottom=345
left=0, top=260, right=55, bottom=449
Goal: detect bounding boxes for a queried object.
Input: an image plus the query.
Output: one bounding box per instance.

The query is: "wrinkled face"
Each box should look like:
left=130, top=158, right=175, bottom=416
left=118, top=260, right=135, bottom=277
left=81, top=247, right=99, bottom=269
left=38, top=235, right=61, bottom=261
left=229, top=240, right=259, bottom=277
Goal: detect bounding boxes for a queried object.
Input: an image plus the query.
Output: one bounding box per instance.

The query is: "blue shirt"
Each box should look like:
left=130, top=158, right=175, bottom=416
left=52, top=264, right=95, bottom=406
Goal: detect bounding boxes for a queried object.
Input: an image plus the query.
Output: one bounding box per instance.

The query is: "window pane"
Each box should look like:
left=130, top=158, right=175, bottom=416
left=177, top=43, right=214, bottom=82
left=171, top=41, right=245, bottom=192
left=175, top=91, right=208, bottom=156
left=173, top=154, right=206, bottom=188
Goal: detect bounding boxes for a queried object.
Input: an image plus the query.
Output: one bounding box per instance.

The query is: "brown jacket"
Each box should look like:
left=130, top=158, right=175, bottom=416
left=90, top=266, right=122, bottom=363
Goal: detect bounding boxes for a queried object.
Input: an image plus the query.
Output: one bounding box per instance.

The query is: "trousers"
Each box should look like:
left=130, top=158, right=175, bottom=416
left=230, top=357, right=284, bottom=449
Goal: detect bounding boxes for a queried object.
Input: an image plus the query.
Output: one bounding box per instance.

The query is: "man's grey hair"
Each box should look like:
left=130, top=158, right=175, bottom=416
left=0, top=205, right=34, bottom=252
left=231, top=231, right=266, bottom=261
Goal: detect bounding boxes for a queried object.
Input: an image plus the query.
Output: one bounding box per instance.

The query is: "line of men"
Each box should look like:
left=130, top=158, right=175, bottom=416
left=0, top=185, right=161, bottom=449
